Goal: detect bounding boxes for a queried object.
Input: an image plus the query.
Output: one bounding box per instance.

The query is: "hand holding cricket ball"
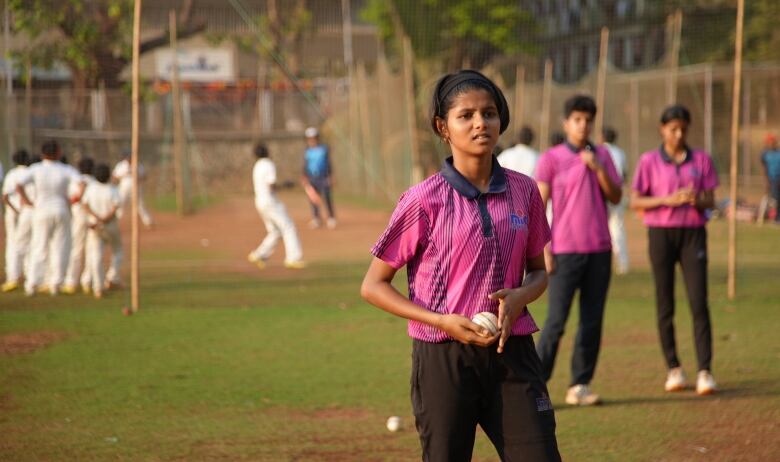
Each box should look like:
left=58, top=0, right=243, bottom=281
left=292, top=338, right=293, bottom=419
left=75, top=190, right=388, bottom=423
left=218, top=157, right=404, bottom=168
left=488, top=287, right=532, bottom=353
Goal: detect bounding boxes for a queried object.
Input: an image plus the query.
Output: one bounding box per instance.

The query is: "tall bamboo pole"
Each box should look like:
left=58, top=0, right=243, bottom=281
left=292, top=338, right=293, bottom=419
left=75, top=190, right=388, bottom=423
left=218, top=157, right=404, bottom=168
left=727, top=0, right=745, bottom=300
left=130, top=0, right=142, bottom=313
left=666, top=9, right=682, bottom=104
left=539, top=59, right=553, bottom=153
left=704, top=64, right=713, bottom=156
left=514, top=65, right=525, bottom=136
left=595, top=27, right=609, bottom=139
left=169, top=10, right=188, bottom=216
left=402, top=35, right=422, bottom=184
left=630, top=78, right=639, bottom=166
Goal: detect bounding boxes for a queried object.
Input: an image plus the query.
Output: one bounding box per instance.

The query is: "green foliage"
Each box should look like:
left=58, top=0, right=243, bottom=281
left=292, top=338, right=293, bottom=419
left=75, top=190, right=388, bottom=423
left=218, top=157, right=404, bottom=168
left=9, top=0, right=133, bottom=86
left=361, top=0, right=535, bottom=70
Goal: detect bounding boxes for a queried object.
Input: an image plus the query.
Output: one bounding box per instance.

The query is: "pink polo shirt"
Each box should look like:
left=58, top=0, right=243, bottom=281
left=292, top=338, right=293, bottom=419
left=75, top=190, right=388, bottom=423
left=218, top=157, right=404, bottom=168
left=535, top=142, right=621, bottom=255
left=632, top=147, right=719, bottom=228
left=371, top=157, right=551, bottom=343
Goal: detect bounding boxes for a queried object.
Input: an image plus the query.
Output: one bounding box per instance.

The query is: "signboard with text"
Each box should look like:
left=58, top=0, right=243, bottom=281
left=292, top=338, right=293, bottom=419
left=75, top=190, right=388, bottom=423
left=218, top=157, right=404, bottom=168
left=155, top=48, right=235, bottom=82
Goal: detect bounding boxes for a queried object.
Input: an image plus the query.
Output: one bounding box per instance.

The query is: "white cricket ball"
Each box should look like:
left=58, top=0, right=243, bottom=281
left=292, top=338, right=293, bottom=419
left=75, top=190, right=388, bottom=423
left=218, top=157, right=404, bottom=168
left=472, top=312, right=499, bottom=336
left=386, top=415, right=402, bottom=432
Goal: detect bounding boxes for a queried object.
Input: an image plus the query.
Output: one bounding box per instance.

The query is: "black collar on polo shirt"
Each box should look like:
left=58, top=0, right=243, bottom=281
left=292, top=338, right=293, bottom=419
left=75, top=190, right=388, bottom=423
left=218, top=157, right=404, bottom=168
left=659, top=144, right=692, bottom=165
left=564, top=140, right=596, bottom=154
left=441, top=156, right=507, bottom=199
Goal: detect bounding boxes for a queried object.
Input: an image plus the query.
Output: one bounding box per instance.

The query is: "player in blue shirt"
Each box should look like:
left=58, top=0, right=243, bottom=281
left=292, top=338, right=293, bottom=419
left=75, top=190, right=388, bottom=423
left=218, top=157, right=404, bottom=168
left=302, top=127, right=336, bottom=229
left=761, top=134, right=780, bottom=223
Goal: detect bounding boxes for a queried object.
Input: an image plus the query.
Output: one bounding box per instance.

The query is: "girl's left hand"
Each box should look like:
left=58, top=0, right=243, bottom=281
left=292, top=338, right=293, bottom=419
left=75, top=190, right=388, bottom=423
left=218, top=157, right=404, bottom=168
left=488, top=288, right=530, bottom=354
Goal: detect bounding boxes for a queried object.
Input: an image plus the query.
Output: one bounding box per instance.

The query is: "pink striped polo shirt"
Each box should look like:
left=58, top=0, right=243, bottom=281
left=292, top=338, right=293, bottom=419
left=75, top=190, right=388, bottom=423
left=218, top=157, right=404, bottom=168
left=371, top=156, right=550, bottom=343
left=535, top=142, right=622, bottom=255
left=632, top=147, right=719, bottom=228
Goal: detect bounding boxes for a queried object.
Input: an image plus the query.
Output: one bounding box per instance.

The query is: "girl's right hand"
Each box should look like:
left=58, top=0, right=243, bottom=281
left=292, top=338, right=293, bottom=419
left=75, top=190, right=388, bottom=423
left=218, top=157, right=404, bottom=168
left=436, top=314, right=498, bottom=347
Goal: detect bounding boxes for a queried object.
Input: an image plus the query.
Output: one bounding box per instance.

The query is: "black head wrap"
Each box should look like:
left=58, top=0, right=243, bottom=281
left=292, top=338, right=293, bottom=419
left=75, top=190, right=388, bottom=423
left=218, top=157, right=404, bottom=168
left=430, top=70, right=510, bottom=135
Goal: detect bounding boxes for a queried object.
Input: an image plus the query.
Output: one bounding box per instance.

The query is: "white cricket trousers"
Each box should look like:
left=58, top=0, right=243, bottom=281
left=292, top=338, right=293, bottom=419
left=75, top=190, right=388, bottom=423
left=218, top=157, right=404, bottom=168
left=4, top=207, right=31, bottom=283
left=26, top=210, right=71, bottom=293
left=608, top=201, right=629, bottom=274
left=118, top=181, right=153, bottom=226
left=86, top=222, right=123, bottom=293
left=64, top=206, right=91, bottom=288
left=251, top=199, right=303, bottom=263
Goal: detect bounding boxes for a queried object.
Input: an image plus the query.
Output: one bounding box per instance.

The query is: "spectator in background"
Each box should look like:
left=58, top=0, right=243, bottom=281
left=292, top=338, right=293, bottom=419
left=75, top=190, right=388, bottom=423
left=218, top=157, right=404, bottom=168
left=16, top=140, right=85, bottom=296
left=761, top=133, right=780, bottom=223
left=301, top=127, right=336, bottom=229
left=2, top=149, right=31, bottom=293
left=62, top=157, right=96, bottom=294
left=112, top=148, right=154, bottom=228
left=602, top=127, right=630, bottom=274
left=498, top=126, right=539, bottom=177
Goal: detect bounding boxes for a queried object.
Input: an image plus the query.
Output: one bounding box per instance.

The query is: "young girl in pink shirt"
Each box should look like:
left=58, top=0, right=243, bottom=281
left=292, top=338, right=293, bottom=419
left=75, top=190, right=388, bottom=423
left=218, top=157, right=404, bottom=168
left=361, top=70, right=560, bottom=462
left=631, top=105, right=719, bottom=396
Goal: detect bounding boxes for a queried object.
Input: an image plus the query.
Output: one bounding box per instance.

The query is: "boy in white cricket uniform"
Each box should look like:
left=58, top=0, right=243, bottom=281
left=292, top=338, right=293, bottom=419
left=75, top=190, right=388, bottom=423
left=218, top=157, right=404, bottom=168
left=247, top=143, right=305, bottom=269
left=16, top=140, right=85, bottom=296
left=82, top=164, right=122, bottom=298
left=2, top=149, right=31, bottom=292
left=112, top=150, right=153, bottom=227
left=62, top=158, right=95, bottom=294
left=602, top=127, right=630, bottom=275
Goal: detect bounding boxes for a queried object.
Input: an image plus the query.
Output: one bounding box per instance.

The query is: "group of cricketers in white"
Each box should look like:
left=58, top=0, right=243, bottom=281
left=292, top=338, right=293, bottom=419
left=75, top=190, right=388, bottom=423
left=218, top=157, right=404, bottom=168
left=2, top=140, right=153, bottom=298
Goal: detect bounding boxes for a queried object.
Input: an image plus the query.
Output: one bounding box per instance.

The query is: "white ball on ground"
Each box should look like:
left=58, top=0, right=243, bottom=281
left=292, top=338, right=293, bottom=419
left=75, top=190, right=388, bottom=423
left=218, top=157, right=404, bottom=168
left=472, top=312, right=498, bottom=336
left=386, top=415, right=402, bottom=432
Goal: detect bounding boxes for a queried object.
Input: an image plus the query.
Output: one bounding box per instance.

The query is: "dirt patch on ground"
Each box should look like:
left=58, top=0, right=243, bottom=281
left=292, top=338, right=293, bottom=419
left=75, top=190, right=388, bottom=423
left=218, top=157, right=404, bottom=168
left=0, top=331, right=69, bottom=355
left=122, top=192, right=390, bottom=276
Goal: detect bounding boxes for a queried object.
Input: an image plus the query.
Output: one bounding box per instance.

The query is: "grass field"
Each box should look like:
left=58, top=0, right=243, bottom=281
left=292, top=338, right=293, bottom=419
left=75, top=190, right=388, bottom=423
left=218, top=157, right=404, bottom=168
left=1, top=193, right=779, bottom=461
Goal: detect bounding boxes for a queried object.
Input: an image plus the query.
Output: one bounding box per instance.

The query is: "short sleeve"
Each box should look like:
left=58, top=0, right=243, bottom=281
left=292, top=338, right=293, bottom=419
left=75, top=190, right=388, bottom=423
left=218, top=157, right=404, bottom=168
left=526, top=185, right=551, bottom=259
left=2, top=173, right=15, bottom=195
left=700, top=153, right=719, bottom=191
left=16, top=167, right=33, bottom=186
left=534, top=152, right=554, bottom=184
left=632, top=155, right=651, bottom=195
left=265, top=161, right=277, bottom=185
left=370, top=189, right=428, bottom=269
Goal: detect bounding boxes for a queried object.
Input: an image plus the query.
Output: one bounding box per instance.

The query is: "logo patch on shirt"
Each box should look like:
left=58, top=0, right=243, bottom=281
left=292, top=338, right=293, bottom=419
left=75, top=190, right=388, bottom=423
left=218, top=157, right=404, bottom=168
left=536, top=395, right=554, bottom=412
left=687, top=167, right=701, bottom=178
left=510, top=213, right=528, bottom=230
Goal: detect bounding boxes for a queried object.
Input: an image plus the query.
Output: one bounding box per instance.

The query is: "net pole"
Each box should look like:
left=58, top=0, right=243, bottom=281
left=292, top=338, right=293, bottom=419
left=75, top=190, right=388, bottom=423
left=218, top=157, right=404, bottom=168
left=704, top=64, right=713, bottom=155
left=727, top=0, right=745, bottom=301
left=514, top=65, right=525, bottom=136
left=595, top=26, right=609, bottom=139
left=130, top=0, right=142, bottom=313
left=630, top=78, right=639, bottom=166
left=169, top=10, right=187, bottom=215
left=539, top=59, right=553, bottom=153
left=667, top=9, right=682, bottom=105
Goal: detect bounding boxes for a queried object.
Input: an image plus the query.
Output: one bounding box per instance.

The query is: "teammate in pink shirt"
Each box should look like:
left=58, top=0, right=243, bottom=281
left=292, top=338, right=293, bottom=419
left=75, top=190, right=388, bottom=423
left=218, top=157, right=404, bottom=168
left=631, top=105, right=718, bottom=396
left=534, top=95, right=622, bottom=406
left=361, top=70, right=560, bottom=461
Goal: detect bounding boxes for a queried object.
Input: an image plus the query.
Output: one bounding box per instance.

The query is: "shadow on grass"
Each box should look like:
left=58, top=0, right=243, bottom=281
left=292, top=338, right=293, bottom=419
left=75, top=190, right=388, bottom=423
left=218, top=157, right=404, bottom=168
left=556, top=381, right=780, bottom=411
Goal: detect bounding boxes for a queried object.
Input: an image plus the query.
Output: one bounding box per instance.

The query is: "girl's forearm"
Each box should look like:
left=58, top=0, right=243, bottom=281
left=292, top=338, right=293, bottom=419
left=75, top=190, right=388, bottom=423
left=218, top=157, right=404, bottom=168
left=361, top=280, right=441, bottom=328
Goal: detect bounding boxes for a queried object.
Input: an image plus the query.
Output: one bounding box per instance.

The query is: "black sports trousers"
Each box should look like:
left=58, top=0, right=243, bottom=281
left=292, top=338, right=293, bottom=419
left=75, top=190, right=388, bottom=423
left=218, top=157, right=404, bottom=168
left=536, top=251, right=612, bottom=386
left=411, top=335, right=561, bottom=462
left=648, top=226, right=713, bottom=372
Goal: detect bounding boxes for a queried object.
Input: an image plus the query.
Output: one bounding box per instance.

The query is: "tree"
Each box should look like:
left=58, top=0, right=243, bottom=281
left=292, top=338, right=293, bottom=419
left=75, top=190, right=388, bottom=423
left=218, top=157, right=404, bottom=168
left=9, top=0, right=205, bottom=90
left=361, top=0, right=535, bottom=71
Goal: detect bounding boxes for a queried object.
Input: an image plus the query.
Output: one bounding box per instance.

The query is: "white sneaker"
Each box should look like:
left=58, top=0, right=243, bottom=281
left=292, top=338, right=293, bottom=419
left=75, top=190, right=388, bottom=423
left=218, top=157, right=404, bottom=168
left=326, top=218, right=337, bottom=229
left=696, top=370, right=717, bottom=395
left=665, top=367, right=688, bottom=392
left=308, top=219, right=322, bottom=229
left=565, top=384, right=601, bottom=406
